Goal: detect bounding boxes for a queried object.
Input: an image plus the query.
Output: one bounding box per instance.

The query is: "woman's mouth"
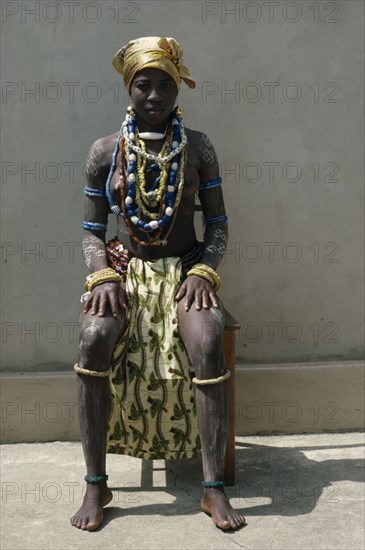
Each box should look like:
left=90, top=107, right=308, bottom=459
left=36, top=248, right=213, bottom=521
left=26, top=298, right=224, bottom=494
left=146, top=108, right=163, bottom=115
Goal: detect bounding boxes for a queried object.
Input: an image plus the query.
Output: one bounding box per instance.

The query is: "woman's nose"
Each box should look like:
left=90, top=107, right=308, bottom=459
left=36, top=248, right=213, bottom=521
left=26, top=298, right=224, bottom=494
left=147, top=87, right=162, bottom=101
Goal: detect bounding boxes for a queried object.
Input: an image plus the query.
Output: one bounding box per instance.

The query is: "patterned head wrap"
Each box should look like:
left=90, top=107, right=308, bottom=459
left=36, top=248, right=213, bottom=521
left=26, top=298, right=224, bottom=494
left=112, top=36, right=196, bottom=92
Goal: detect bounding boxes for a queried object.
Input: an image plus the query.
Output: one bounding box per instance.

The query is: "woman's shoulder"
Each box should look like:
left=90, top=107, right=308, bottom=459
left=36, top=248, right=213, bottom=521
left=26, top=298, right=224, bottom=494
left=87, top=132, right=120, bottom=167
left=85, top=132, right=120, bottom=188
left=185, top=127, right=218, bottom=170
left=186, top=127, right=215, bottom=145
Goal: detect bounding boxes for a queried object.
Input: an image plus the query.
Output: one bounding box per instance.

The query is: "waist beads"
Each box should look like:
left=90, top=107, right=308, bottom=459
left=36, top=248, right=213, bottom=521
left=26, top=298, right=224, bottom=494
left=106, top=238, right=204, bottom=281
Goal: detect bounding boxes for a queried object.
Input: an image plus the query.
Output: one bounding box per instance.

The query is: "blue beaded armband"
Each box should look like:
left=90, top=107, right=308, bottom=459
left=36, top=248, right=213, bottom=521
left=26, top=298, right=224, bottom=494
left=204, top=214, right=228, bottom=225
left=82, top=221, right=107, bottom=231
left=84, top=186, right=106, bottom=198
left=199, top=177, right=222, bottom=191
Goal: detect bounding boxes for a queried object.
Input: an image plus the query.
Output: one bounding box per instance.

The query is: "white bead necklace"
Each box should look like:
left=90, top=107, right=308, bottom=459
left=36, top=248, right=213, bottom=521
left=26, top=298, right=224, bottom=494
left=122, top=115, right=187, bottom=164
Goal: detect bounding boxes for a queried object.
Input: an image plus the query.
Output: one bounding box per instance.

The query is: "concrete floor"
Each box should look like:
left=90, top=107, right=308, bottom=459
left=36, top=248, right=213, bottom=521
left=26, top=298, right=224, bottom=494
left=1, top=433, right=364, bottom=550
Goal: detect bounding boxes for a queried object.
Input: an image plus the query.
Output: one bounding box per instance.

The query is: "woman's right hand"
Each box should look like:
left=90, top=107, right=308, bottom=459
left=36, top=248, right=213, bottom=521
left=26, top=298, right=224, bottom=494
left=83, top=281, right=126, bottom=318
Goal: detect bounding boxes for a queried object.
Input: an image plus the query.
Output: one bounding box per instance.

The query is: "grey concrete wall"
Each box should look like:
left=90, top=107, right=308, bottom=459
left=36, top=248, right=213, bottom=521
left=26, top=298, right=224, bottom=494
left=1, top=0, right=364, bottom=371
left=1, top=361, right=364, bottom=442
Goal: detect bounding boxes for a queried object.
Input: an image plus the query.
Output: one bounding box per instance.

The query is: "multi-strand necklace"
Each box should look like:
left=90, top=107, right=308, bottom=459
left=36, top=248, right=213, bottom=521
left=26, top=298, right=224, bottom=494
left=118, top=107, right=187, bottom=247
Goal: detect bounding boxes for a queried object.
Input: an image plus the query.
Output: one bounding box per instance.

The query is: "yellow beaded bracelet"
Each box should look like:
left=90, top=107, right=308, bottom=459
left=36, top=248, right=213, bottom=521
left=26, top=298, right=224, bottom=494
left=186, top=263, right=221, bottom=291
left=187, top=268, right=220, bottom=291
left=187, top=269, right=215, bottom=288
left=199, top=272, right=215, bottom=287
left=85, top=268, right=123, bottom=291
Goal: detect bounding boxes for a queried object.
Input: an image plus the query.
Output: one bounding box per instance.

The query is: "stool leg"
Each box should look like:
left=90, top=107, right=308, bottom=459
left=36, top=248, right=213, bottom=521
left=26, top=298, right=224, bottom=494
left=223, top=328, right=236, bottom=486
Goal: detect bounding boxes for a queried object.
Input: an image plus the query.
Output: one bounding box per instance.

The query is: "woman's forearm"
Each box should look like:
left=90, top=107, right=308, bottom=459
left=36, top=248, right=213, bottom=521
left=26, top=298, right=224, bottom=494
left=82, top=232, right=108, bottom=272
left=200, top=221, right=228, bottom=270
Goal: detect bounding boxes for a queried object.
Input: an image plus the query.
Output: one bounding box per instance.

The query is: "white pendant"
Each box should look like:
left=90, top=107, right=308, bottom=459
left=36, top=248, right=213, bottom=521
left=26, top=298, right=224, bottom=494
left=137, top=125, right=168, bottom=140
left=138, top=131, right=165, bottom=140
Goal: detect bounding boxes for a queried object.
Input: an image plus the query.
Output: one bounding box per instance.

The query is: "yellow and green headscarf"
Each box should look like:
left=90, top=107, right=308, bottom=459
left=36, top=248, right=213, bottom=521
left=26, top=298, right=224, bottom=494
left=113, top=36, right=196, bottom=92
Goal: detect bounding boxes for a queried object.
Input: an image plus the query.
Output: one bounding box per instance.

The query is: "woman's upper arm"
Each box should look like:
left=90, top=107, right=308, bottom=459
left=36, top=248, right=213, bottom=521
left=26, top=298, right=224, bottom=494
left=83, top=139, right=112, bottom=227
left=197, top=132, right=227, bottom=220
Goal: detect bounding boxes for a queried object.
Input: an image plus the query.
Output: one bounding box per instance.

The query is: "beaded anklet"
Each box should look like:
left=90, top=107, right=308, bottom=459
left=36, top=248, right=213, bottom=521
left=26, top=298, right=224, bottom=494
left=201, top=481, right=225, bottom=488
left=192, top=370, right=231, bottom=385
left=84, top=475, right=108, bottom=484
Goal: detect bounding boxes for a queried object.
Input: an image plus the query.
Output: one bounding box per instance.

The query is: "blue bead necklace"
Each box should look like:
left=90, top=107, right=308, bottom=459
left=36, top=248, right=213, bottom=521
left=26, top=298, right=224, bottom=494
left=121, top=109, right=187, bottom=234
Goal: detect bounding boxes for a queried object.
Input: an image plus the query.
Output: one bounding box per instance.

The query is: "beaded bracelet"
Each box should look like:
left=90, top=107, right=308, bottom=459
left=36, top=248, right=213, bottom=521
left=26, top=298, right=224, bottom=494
left=191, top=269, right=220, bottom=292
left=187, top=266, right=220, bottom=291
left=85, top=268, right=123, bottom=292
left=186, top=263, right=221, bottom=292
left=189, top=269, right=215, bottom=288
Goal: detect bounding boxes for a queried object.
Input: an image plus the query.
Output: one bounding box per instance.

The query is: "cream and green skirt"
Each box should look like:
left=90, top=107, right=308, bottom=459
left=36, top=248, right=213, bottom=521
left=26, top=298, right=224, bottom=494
left=106, top=256, right=200, bottom=460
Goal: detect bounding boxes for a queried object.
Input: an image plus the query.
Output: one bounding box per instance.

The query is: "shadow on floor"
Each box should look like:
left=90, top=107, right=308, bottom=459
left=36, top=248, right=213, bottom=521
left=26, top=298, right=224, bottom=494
left=100, top=439, right=364, bottom=529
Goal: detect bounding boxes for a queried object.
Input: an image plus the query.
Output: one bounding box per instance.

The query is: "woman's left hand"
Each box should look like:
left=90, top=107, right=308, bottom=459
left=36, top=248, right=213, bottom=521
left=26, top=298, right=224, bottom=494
left=175, top=275, right=218, bottom=312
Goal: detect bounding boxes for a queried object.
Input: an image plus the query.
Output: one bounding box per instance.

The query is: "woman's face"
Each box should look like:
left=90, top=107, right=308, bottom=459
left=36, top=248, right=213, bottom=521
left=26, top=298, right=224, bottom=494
left=129, top=68, right=178, bottom=132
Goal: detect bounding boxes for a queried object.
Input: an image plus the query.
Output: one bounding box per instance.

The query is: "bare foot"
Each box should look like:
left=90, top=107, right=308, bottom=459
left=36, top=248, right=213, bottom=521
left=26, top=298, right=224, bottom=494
left=201, top=487, right=246, bottom=530
left=70, top=483, right=113, bottom=531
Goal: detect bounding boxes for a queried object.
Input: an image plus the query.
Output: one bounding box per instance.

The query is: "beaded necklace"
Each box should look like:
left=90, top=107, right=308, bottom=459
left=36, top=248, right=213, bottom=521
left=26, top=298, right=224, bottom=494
left=119, top=145, right=186, bottom=247
left=111, top=107, right=187, bottom=247
left=133, top=130, right=171, bottom=215
left=122, top=107, right=187, bottom=164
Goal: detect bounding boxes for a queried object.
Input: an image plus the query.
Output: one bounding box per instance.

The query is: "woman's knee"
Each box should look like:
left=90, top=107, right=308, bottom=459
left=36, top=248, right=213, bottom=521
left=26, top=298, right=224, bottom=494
left=180, top=305, right=226, bottom=369
left=78, top=312, right=125, bottom=370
